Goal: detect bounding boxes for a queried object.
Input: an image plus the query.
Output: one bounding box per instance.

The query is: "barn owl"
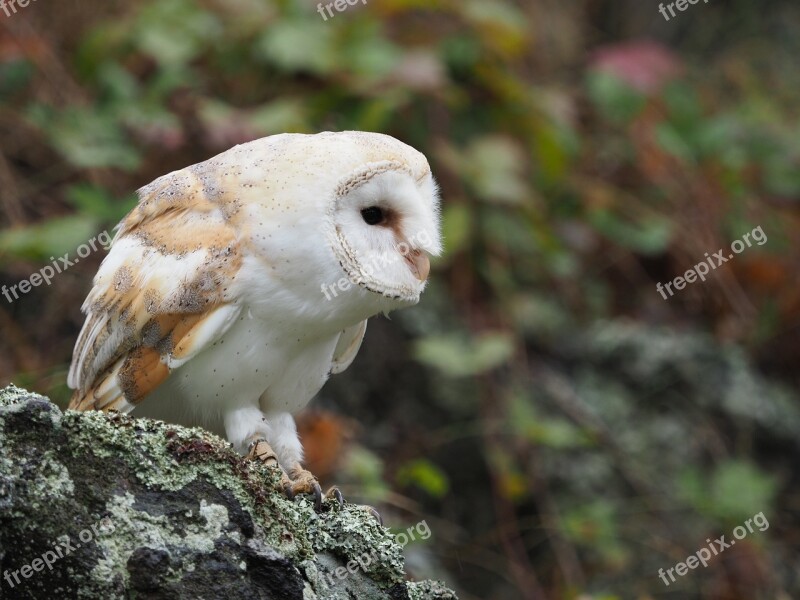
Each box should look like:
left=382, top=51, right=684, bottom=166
left=67, top=131, right=442, bottom=506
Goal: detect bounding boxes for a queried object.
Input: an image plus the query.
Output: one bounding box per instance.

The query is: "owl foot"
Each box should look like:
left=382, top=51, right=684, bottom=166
left=247, top=438, right=279, bottom=466
left=245, top=440, right=380, bottom=518
left=285, top=466, right=323, bottom=510
left=247, top=439, right=324, bottom=509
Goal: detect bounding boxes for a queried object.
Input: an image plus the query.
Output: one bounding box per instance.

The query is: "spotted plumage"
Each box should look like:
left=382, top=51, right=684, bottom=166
left=68, top=131, right=442, bottom=501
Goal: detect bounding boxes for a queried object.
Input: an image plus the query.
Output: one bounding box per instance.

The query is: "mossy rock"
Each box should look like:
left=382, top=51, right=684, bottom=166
left=0, top=385, right=457, bottom=600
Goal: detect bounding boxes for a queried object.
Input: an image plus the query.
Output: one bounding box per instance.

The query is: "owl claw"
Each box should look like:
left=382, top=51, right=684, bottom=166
left=325, top=486, right=345, bottom=506
left=245, top=439, right=322, bottom=507
left=246, top=445, right=343, bottom=513
left=282, top=480, right=295, bottom=501
left=284, top=467, right=323, bottom=510
left=365, top=505, right=383, bottom=526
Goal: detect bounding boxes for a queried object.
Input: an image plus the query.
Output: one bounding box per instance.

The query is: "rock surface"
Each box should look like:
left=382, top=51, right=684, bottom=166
left=0, top=386, right=458, bottom=600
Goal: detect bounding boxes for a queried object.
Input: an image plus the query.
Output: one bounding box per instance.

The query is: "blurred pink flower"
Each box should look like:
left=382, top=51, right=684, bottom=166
left=590, top=40, right=683, bottom=93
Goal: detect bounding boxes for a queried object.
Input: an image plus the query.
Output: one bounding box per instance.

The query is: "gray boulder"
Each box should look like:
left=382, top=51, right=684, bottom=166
left=0, top=385, right=457, bottom=600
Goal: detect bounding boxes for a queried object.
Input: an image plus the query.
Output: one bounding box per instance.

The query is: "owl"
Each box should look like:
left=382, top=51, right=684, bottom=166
left=67, top=131, right=442, bottom=506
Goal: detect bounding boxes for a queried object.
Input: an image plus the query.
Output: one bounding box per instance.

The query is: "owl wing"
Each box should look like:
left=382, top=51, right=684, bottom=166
left=68, top=167, right=244, bottom=413
left=330, top=320, right=367, bottom=375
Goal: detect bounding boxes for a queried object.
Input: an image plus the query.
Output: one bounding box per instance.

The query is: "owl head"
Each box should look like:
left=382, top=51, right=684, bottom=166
left=181, top=132, right=443, bottom=325
left=322, top=133, right=442, bottom=307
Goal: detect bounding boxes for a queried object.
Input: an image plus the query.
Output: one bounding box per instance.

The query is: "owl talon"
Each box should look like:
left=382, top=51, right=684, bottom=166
left=283, top=482, right=295, bottom=500
left=313, top=484, right=323, bottom=511
left=365, top=505, right=383, bottom=525
left=284, top=468, right=323, bottom=510
left=325, top=486, right=345, bottom=506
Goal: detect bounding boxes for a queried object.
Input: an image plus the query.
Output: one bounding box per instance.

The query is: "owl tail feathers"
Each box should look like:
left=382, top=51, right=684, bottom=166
left=67, top=351, right=157, bottom=414
left=69, top=388, right=135, bottom=413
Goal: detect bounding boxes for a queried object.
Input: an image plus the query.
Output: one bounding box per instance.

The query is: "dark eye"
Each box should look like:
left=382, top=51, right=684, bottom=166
left=360, top=206, right=385, bottom=226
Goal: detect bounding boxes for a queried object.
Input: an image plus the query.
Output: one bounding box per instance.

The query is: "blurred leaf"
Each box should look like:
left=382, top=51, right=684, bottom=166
left=248, top=99, right=310, bottom=135
left=694, top=115, right=742, bottom=160
left=588, top=210, right=672, bottom=255
left=66, top=185, right=137, bottom=223
left=509, top=293, right=570, bottom=336
left=120, top=103, right=184, bottom=148
left=340, top=446, right=390, bottom=502
left=256, top=19, right=335, bottom=74
left=414, top=332, right=514, bottom=377
left=0, top=216, right=101, bottom=263
left=27, top=106, right=141, bottom=171
left=482, top=210, right=538, bottom=254
left=532, top=120, right=574, bottom=183
left=678, top=460, right=779, bottom=523
left=663, top=82, right=703, bottom=126
left=711, top=461, right=779, bottom=521
left=655, top=122, right=696, bottom=162
left=455, top=136, right=530, bottom=205
left=134, top=0, right=222, bottom=67
left=461, top=1, right=528, bottom=57
left=95, top=63, right=140, bottom=103
left=0, top=60, right=33, bottom=100
left=562, top=500, right=626, bottom=565
left=441, top=203, right=473, bottom=256
left=509, top=393, right=589, bottom=448
left=440, top=34, right=482, bottom=74
left=396, top=459, right=450, bottom=498
left=339, top=22, right=401, bottom=79
left=586, top=71, right=646, bottom=124
left=354, top=96, right=407, bottom=132
left=763, top=157, right=800, bottom=198
left=487, top=447, right=528, bottom=501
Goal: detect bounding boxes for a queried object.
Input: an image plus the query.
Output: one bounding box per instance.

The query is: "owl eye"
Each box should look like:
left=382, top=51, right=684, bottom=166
left=360, top=206, right=385, bottom=226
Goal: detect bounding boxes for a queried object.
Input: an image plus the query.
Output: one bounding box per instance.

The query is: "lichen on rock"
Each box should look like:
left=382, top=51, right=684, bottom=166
left=0, top=385, right=458, bottom=600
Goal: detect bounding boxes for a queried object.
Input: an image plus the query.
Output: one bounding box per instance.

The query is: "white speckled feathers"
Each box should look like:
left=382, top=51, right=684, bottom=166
left=67, top=131, right=441, bottom=463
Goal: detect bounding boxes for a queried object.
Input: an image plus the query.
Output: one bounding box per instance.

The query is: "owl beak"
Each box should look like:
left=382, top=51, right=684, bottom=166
left=405, top=248, right=431, bottom=282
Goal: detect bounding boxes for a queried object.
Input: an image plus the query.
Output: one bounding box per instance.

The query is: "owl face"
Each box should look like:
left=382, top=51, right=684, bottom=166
left=326, top=160, right=442, bottom=305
